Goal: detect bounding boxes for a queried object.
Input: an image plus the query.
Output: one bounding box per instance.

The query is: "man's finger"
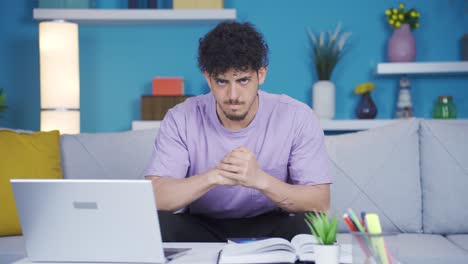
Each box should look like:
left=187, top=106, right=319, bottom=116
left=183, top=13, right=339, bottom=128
left=218, top=163, right=241, bottom=173
left=219, top=170, right=241, bottom=181
left=234, top=146, right=250, bottom=153
left=228, top=150, right=253, bottom=161
left=222, top=156, right=244, bottom=166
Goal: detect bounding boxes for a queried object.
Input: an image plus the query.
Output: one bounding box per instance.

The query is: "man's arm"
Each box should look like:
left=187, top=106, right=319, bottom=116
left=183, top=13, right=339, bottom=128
left=218, top=147, right=330, bottom=213
left=146, top=168, right=237, bottom=212
left=258, top=171, right=330, bottom=212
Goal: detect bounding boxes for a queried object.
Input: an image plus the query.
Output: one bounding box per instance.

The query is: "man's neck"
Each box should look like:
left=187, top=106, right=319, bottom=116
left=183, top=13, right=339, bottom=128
left=217, top=94, right=259, bottom=131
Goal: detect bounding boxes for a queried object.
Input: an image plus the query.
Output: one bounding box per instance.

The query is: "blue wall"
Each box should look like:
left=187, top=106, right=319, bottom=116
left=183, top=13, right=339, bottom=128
left=1, top=0, right=467, bottom=132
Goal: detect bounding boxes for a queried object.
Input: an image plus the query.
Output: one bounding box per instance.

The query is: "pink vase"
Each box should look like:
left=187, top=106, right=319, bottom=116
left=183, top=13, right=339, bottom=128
left=387, top=24, right=416, bottom=62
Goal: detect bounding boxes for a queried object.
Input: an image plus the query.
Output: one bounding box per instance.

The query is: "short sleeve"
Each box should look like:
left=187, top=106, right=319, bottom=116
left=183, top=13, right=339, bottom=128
left=143, top=109, right=190, bottom=179
left=288, top=109, right=332, bottom=185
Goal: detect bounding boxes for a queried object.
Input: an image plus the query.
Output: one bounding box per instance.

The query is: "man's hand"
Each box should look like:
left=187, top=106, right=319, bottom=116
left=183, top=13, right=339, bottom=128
left=217, top=146, right=269, bottom=189
left=205, top=167, right=238, bottom=186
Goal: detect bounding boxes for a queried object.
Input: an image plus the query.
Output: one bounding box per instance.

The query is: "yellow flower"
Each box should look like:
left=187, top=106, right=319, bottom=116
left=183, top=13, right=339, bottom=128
left=392, top=8, right=397, bottom=14
left=415, top=23, right=420, bottom=28
left=399, top=3, right=404, bottom=9
left=410, top=11, right=417, bottom=17
left=354, top=82, right=375, bottom=94
left=398, top=14, right=404, bottom=20
left=389, top=20, right=395, bottom=25
left=392, top=15, right=397, bottom=20
left=395, top=21, right=401, bottom=28
left=385, top=9, right=391, bottom=16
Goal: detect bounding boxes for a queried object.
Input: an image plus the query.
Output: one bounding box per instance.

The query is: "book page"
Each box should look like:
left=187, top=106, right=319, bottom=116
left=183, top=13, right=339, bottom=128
left=291, top=234, right=317, bottom=254
left=222, top=238, right=294, bottom=256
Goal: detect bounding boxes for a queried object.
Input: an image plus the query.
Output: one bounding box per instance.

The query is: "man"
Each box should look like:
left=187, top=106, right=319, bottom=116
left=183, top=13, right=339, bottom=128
left=144, top=21, right=331, bottom=242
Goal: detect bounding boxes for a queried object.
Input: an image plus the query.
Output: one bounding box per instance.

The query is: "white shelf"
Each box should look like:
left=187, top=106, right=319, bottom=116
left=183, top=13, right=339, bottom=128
left=131, top=119, right=399, bottom=131
left=319, top=119, right=401, bottom=131
left=377, top=61, right=468, bottom=75
left=132, top=119, right=468, bottom=131
left=33, top=8, right=236, bottom=24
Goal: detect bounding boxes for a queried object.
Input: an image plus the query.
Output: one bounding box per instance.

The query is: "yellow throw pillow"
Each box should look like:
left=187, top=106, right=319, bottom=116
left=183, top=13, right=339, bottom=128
left=0, top=130, right=63, bottom=236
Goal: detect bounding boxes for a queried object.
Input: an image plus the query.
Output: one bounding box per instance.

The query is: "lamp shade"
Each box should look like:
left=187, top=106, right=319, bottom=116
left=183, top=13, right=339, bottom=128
left=41, top=111, right=80, bottom=135
left=39, top=21, right=80, bottom=134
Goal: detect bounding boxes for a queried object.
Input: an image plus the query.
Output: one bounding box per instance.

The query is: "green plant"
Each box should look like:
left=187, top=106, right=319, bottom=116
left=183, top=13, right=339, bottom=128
left=385, top=3, right=420, bottom=30
left=307, top=23, right=351, bottom=81
left=304, top=212, right=338, bottom=245
left=0, top=88, right=7, bottom=118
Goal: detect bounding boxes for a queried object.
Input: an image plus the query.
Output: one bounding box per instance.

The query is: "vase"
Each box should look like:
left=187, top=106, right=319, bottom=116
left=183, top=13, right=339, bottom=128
left=356, top=92, right=377, bottom=119
left=387, top=23, right=416, bottom=62
left=314, top=244, right=340, bottom=264
left=313, top=81, right=335, bottom=119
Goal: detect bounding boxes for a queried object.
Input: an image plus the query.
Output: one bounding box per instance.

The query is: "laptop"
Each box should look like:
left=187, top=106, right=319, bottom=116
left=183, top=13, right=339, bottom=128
left=10, top=179, right=190, bottom=263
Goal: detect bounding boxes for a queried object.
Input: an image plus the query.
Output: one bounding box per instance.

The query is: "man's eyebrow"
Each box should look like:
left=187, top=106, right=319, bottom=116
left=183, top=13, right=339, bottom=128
left=214, top=77, right=228, bottom=81
left=236, top=76, right=252, bottom=81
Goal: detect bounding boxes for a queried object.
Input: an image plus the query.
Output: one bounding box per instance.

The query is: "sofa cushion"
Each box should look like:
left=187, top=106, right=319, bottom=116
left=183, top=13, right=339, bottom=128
left=446, top=235, right=468, bottom=253
left=0, top=130, right=63, bottom=236
left=420, top=120, right=468, bottom=234
left=0, top=236, right=25, bottom=255
left=60, top=128, right=158, bottom=180
left=325, top=118, right=422, bottom=233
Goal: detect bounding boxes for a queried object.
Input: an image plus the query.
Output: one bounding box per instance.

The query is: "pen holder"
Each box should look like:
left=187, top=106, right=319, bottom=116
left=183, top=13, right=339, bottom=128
left=351, top=232, right=400, bottom=264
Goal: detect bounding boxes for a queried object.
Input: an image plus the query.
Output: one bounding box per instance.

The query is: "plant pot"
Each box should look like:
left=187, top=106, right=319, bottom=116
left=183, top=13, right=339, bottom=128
left=314, top=244, right=340, bottom=264
left=356, top=92, right=377, bottom=119
left=387, top=24, right=416, bottom=62
left=313, top=81, right=335, bottom=119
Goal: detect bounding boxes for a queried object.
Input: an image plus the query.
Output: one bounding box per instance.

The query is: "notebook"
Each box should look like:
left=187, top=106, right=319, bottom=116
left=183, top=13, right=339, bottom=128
left=10, top=179, right=190, bottom=263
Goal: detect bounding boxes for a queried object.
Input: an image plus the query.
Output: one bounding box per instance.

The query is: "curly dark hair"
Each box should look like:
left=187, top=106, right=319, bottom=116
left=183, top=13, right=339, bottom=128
left=198, top=21, right=269, bottom=76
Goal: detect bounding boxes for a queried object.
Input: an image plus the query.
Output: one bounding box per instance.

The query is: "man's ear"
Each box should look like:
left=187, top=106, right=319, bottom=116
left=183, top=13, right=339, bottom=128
left=203, top=71, right=212, bottom=89
left=258, top=67, right=268, bottom=85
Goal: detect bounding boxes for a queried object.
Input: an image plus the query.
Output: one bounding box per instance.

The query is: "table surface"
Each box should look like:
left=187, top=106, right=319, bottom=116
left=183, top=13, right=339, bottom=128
left=6, top=243, right=225, bottom=264
left=3, top=242, right=357, bottom=264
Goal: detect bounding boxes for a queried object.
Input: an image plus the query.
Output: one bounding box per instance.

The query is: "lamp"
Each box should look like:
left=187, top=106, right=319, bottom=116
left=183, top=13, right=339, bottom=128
left=39, top=20, right=80, bottom=134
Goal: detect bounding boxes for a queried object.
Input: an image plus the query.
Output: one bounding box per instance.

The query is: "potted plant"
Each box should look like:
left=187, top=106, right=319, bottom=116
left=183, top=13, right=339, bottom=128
left=307, top=23, right=351, bottom=119
left=354, top=82, right=378, bottom=119
left=0, top=88, right=7, bottom=119
left=385, top=3, right=421, bottom=62
left=304, top=212, right=339, bottom=264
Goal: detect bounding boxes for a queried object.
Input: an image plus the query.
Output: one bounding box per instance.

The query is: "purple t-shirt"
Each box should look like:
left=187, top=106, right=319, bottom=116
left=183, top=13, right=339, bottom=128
left=144, top=90, right=331, bottom=218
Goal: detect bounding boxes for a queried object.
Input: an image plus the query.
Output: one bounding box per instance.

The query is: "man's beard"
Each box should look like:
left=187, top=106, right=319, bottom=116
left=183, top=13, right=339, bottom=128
left=221, top=99, right=248, bottom=121
left=222, top=109, right=249, bottom=121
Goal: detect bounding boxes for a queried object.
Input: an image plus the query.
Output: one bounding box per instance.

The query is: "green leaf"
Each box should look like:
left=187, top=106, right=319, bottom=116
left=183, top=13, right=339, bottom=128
left=304, top=212, right=338, bottom=245
left=325, top=216, right=338, bottom=245
left=304, top=219, right=320, bottom=243
left=314, top=216, right=326, bottom=242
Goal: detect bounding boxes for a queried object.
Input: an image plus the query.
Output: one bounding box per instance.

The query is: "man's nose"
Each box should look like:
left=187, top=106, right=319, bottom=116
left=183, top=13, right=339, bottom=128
left=227, top=85, right=239, bottom=100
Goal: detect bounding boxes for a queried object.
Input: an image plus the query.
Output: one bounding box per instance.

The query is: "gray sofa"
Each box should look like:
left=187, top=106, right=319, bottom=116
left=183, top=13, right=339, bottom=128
left=1, top=118, right=467, bottom=264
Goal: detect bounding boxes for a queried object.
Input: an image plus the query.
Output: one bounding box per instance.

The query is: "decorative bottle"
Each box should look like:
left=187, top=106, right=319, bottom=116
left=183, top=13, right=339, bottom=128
left=433, top=96, right=457, bottom=119
left=395, top=76, right=413, bottom=118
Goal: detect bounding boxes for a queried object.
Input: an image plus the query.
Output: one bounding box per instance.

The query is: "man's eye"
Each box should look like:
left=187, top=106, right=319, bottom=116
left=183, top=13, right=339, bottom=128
left=217, top=80, right=227, bottom=86
left=240, top=79, right=249, bottom=85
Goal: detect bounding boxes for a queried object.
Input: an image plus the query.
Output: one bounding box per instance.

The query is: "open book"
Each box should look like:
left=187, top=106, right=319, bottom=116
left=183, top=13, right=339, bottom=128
left=218, top=234, right=351, bottom=264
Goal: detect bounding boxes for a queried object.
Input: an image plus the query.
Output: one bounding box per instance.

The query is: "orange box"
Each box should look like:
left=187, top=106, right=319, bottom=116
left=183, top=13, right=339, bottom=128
left=173, top=0, right=223, bottom=9
left=152, top=77, right=184, bottom=96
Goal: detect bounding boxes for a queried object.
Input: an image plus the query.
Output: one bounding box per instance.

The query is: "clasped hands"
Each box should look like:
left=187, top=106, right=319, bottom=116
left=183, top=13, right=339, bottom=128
left=211, top=146, right=269, bottom=190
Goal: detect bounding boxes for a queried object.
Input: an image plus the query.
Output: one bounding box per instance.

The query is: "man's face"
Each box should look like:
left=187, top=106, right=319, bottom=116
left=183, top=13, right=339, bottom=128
left=204, top=67, right=267, bottom=122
